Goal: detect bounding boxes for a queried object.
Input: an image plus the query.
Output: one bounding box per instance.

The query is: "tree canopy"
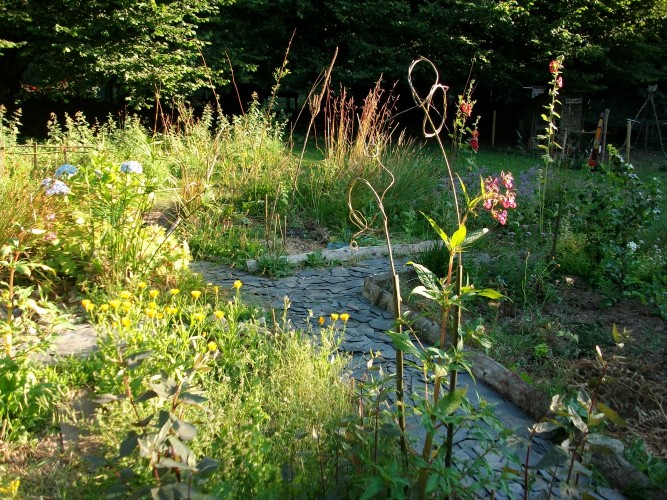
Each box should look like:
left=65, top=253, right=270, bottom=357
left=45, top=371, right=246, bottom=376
left=1, top=0, right=665, bottom=110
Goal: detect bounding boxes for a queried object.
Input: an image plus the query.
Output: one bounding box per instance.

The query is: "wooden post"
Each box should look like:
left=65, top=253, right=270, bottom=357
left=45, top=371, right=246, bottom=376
left=33, top=143, right=37, bottom=170
left=601, top=109, right=610, bottom=165
left=562, top=130, right=568, bottom=160
left=626, top=119, right=632, bottom=163
left=491, top=110, right=496, bottom=147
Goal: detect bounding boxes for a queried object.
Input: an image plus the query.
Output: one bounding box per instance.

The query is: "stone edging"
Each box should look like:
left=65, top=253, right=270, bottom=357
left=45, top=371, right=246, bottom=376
left=362, top=269, right=552, bottom=421
left=246, top=240, right=441, bottom=272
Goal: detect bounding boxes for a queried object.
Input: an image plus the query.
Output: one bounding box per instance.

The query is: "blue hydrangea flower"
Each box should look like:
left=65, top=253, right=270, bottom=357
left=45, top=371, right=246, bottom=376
left=120, top=160, right=143, bottom=174
left=42, top=178, right=71, bottom=196
left=55, top=163, right=78, bottom=178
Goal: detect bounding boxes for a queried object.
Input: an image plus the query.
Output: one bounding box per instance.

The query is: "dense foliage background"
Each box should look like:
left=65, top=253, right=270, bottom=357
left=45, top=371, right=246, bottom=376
left=1, top=0, right=666, bottom=127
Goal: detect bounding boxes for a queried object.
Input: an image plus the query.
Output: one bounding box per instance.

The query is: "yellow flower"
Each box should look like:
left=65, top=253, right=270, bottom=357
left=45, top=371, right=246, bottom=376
left=213, top=285, right=219, bottom=294
left=207, top=341, right=218, bottom=352
left=169, top=288, right=180, bottom=296
left=318, top=316, right=325, bottom=325
left=109, top=299, right=121, bottom=310
left=122, top=301, right=132, bottom=312
left=233, top=280, right=243, bottom=290
left=165, top=306, right=178, bottom=315
left=100, top=303, right=110, bottom=312
left=156, top=312, right=164, bottom=320
left=213, top=310, right=225, bottom=319
left=145, top=308, right=156, bottom=318
left=149, top=289, right=160, bottom=299
left=137, top=281, right=147, bottom=290
left=148, top=301, right=157, bottom=309
left=191, top=290, right=202, bottom=299
left=340, top=313, right=350, bottom=322
left=193, top=312, right=206, bottom=322
left=331, top=313, right=339, bottom=321
left=121, top=317, right=131, bottom=328
left=81, top=299, right=95, bottom=312
left=120, top=290, right=132, bottom=300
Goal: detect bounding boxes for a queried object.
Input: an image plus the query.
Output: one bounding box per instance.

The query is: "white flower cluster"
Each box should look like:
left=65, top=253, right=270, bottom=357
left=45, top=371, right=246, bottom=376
left=120, top=160, right=143, bottom=174
left=41, top=178, right=71, bottom=196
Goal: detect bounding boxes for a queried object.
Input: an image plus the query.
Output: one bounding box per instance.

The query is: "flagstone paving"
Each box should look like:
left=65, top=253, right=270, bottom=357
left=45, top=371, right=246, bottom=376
left=45, top=257, right=626, bottom=499
left=190, top=258, right=626, bottom=500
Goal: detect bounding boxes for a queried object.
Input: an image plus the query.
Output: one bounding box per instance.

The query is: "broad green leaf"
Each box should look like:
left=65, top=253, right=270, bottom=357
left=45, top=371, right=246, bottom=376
left=15, top=264, right=31, bottom=276
left=178, top=392, right=208, bottom=406
left=531, top=421, right=560, bottom=434
left=125, top=350, right=152, bottom=370
left=474, top=288, right=505, bottom=300
left=118, top=431, right=139, bottom=459
left=167, top=435, right=194, bottom=464
left=410, top=285, right=436, bottom=301
left=450, top=224, right=466, bottom=251
left=173, top=419, right=197, bottom=441
left=421, top=212, right=450, bottom=248
left=568, top=405, right=588, bottom=433
left=409, top=261, right=440, bottom=292
left=437, top=387, right=466, bottom=416
left=387, top=330, right=421, bottom=357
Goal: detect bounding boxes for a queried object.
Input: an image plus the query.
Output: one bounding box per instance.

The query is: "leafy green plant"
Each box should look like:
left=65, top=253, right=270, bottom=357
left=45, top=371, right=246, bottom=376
left=44, top=157, right=191, bottom=289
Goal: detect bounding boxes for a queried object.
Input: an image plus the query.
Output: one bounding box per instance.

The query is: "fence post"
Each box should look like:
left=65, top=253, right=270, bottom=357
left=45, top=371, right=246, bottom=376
left=33, top=143, right=38, bottom=170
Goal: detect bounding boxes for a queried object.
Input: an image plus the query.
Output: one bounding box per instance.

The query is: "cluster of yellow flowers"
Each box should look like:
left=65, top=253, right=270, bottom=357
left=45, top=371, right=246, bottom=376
left=318, top=312, right=351, bottom=325
left=80, top=279, right=243, bottom=327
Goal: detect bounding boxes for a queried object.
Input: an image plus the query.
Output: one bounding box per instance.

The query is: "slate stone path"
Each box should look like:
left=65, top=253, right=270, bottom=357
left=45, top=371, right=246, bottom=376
left=190, top=258, right=625, bottom=500
left=47, top=257, right=624, bottom=499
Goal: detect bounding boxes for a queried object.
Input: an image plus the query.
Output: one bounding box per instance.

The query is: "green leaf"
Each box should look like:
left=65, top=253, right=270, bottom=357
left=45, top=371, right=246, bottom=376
left=173, top=419, right=197, bottom=441
left=474, top=288, right=505, bottom=300
left=178, top=392, right=207, bottom=406
left=150, top=372, right=178, bottom=399
left=167, top=435, right=194, bottom=464
left=437, top=387, right=466, bottom=416
left=134, top=390, right=158, bottom=404
left=118, top=431, right=139, bottom=459
left=155, top=457, right=197, bottom=471
left=568, top=405, right=588, bottom=433
left=595, top=402, right=627, bottom=427
left=449, top=224, right=466, bottom=251
left=421, top=212, right=450, bottom=248
left=387, top=330, right=421, bottom=357
left=409, top=262, right=440, bottom=292
left=15, top=264, right=31, bottom=276
left=125, top=350, right=152, bottom=370
left=196, top=457, right=219, bottom=477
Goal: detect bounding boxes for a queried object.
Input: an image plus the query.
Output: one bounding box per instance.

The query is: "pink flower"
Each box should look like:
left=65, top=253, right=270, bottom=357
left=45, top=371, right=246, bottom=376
left=500, top=171, right=513, bottom=189
left=549, top=59, right=561, bottom=74
left=494, top=210, right=508, bottom=225
left=557, top=76, right=563, bottom=88
left=470, top=137, right=479, bottom=152
left=460, top=102, right=473, bottom=117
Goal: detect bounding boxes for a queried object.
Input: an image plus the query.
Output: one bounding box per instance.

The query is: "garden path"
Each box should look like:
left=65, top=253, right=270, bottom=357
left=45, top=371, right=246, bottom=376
left=191, top=258, right=625, bottom=500
left=42, top=256, right=625, bottom=499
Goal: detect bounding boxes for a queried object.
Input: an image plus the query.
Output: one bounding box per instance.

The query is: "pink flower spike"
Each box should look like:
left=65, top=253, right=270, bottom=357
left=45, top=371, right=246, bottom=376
left=501, top=171, right=513, bottom=189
